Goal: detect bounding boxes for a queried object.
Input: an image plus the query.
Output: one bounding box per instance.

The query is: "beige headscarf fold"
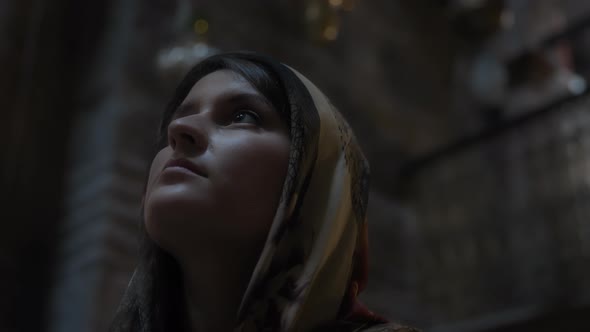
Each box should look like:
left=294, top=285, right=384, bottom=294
left=232, top=55, right=416, bottom=332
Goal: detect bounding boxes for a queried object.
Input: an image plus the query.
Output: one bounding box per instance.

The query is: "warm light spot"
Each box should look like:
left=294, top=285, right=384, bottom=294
left=194, top=19, right=209, bottom=35
left=329, top=0, right=343, bottom=7
left=323, top=25, right=339, bottom=40
left=343, top=0, right=355, bottom=11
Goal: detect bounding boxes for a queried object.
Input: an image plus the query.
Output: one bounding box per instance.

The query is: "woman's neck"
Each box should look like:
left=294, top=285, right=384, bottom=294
left=178, top=247, right=259, bottom=332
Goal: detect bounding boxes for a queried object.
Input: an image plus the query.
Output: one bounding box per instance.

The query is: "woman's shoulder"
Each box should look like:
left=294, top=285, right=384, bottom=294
left=310, top=321, right=421, bottom=332
left=360, top=322, right=421, bottom=332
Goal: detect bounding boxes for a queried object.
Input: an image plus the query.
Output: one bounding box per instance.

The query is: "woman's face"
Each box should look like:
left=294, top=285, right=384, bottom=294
left=144, top=70, right=290, bottom=257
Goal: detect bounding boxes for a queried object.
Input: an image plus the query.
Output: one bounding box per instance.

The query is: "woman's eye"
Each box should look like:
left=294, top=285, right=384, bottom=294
left=232, top=110, right=260, bottom=125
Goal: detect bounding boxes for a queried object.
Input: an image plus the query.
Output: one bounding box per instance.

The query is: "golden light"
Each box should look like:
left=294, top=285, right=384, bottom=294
left=329, top=0, right=343, bottom=8
left=323, top=25, right=339, bottom=41
left=194, top=19, right=209, bottom=35
left=343, top=0, right=356, bottom=11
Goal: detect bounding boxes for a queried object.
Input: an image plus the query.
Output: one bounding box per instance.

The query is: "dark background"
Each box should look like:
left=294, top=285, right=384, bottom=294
left=2, top=0, right=590, bottom=331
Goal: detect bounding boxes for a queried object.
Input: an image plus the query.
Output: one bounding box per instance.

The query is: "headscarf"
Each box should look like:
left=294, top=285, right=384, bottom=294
left=111, top=52, right=418, bottom=332
left=228, top=53, right=414, bottom=332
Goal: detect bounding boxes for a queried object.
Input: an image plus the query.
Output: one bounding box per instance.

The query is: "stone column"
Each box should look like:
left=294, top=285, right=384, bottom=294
left=46, top=0, right=173, bottom=331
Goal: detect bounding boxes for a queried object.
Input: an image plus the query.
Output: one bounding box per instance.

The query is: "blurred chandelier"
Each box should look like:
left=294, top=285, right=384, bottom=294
left=156, top=0, right=358, bottom=76
left=156, top=17, right=219, bottom=76
left=305, top=0, right=357, bottom=42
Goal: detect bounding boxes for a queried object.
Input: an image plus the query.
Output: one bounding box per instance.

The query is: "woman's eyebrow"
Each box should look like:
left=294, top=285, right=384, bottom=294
left=173, top=92, right=273, bottom=117
left=224, top=92, right=273, bottom=109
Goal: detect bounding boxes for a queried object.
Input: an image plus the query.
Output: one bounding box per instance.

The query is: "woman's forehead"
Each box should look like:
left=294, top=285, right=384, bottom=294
left=177, top=71, right=271, bottom=110
left=185, top=70, right=258, bottom=99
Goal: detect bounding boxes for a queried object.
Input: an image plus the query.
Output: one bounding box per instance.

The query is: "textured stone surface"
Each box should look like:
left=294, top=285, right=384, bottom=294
left=408, top=95, right=590, bottom=327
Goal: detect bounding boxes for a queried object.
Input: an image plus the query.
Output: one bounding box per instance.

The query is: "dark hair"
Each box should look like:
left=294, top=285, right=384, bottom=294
left=110, top=53, right=291, bottom=332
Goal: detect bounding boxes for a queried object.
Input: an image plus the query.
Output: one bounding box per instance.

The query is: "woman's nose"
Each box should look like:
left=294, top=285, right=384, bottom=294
left=167, top=115, right=209, bottom=155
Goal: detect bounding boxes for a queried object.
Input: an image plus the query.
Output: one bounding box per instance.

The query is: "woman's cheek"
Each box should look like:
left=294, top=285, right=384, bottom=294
left=145, top=150, right=169, bottom=190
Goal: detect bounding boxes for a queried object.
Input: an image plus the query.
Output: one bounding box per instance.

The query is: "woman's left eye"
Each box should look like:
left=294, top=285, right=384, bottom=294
left=232, top=110, right=260, bottom=125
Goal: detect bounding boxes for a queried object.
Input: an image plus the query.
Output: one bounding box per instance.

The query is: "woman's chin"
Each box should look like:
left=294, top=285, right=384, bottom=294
left=145, top=183, right=208, bottom=215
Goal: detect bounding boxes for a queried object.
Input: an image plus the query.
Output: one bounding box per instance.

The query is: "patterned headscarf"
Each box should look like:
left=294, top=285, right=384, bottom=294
left=226, top=53, right=415, bottom=332
left=111, top=52, right=417, bottom=332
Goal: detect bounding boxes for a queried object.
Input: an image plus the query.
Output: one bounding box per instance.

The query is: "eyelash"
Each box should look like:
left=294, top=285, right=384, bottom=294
left=232, top=110, right=261, bottom=125
left=168, top=107, right=262, bottom=126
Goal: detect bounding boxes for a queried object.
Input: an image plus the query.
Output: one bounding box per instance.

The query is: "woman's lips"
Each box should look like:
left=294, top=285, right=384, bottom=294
left=163, top=158, right=208, bottom=178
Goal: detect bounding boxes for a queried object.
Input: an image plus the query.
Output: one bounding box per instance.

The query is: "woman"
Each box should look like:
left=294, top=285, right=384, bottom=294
left=110, top=52, right=417, bottom=332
